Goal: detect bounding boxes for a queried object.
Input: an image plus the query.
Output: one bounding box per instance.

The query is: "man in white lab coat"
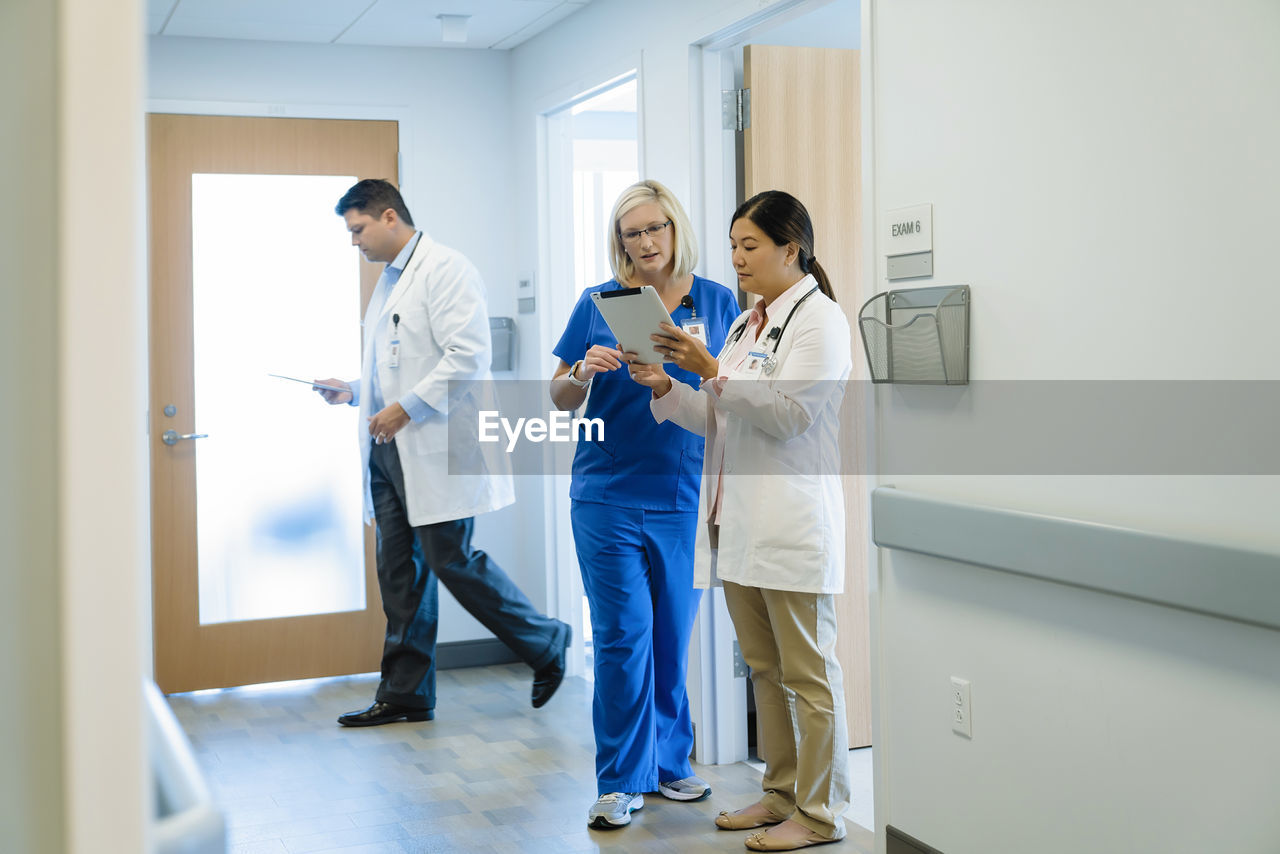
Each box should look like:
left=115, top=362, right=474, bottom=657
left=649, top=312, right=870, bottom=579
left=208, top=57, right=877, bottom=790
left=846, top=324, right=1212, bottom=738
left=316, top=179, right=570, bottom=726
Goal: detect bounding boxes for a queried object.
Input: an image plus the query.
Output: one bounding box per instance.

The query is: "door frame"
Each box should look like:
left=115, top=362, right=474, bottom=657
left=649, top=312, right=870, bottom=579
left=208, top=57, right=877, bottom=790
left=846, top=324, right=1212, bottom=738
left=146, top=99, right=414, bottom=196
left=141, top=100, right=412, bottom=663
left=145, top=108, right=407, bottom=696
left=532, top=53, right=646, bottom=684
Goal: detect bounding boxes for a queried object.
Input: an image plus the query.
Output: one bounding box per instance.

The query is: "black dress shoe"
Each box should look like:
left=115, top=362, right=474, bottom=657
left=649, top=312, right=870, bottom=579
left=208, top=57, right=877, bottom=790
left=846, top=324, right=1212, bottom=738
left=337, top=700, right=434, bottom=727
left=532, top=623, right=571, bottom=709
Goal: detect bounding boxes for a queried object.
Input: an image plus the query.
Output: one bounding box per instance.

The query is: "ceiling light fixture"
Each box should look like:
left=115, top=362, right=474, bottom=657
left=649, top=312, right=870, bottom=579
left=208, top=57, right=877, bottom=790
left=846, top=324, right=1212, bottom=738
left=437, top=14, right=470, bottom=44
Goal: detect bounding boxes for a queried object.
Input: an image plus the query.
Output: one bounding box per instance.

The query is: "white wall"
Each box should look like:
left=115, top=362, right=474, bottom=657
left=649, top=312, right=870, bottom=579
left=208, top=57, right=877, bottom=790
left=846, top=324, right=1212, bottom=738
left=880, top=548, right=1280, bottom=854
left=868, top=1, right=1280, bottom=851
left=752, top=0, right=860, bottom=49
left=868, top=0, right=1280, bottom=542
left=147, top=36, right=549, bottom=641
left=1, top=0, right=66, bottom=849
left=62, top=0, right=151, bottom=848
left=147, top=36, right=515, bottom=285
left=0, top=0, right=152, bottom=850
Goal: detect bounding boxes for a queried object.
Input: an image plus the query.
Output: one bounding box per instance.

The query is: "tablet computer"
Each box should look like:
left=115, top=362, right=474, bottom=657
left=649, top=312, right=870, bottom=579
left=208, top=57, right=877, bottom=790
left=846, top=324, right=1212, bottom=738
left=268, top=373, right=351, bottom=394
left=590, top=285, right=675, bottom=365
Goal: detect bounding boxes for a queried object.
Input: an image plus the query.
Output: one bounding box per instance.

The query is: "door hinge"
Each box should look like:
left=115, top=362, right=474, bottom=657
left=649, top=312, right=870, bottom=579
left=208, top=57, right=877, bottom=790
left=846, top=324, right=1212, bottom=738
left=721, top=88, right=751, bottom=132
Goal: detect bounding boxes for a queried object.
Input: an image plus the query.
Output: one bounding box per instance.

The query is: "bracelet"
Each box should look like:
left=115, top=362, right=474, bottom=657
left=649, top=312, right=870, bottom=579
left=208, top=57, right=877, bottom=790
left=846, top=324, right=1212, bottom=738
left=566, top=361, right=592, bottom=388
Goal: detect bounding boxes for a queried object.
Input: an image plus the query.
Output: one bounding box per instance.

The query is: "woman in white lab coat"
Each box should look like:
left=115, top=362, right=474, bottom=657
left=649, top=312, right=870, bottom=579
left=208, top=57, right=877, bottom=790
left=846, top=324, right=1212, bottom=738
left=628, top=190, right=853, bottom=851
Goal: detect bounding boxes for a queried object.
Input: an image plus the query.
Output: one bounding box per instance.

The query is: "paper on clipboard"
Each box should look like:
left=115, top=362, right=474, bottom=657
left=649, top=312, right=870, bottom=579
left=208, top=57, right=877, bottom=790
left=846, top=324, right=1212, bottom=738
left=590, top=285, right=674, bottom=365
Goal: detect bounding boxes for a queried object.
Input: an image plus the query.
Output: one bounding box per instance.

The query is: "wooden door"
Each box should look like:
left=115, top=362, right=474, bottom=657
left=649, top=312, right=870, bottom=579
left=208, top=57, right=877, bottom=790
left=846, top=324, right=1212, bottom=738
left=149, top=114, right=396, bottom=693
left=743, top=45, right=871, bottom=747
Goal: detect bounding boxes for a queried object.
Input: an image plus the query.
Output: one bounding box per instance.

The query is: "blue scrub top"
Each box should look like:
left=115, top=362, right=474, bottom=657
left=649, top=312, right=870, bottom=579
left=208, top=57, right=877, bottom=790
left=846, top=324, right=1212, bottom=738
left=554, top=276, right=741, bottom=511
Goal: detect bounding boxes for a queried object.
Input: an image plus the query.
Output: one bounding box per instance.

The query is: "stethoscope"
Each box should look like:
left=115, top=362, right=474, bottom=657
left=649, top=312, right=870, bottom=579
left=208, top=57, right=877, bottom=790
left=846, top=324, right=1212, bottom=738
left=722, top=284, right=820, bottom=375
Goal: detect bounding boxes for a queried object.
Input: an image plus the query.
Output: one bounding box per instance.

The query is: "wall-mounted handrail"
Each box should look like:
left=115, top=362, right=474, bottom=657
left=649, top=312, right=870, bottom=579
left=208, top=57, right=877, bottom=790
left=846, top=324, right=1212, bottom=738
left=872, top=486, right=1280, bottom=631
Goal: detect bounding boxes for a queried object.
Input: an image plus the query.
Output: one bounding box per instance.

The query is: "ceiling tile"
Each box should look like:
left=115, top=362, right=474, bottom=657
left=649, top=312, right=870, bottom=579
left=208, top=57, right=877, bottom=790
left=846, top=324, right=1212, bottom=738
left=150, top=0, right=597, bottom=50
left=487, top=2, right=581, bottom=50
left=162, top=0, right=374, bottom=43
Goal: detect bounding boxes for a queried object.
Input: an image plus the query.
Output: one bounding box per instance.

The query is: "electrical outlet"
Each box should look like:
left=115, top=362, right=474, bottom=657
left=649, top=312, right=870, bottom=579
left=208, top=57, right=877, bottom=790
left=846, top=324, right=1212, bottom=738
left=950, top=677, right=972, bottom=738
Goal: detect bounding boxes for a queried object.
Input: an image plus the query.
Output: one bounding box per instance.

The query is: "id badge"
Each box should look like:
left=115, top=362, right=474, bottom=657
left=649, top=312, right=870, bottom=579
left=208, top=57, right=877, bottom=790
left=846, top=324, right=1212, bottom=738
left=681, top=318, right=708, bottom=347
left=740, top=350, right=768, bottom=378
left=388, top=338, right=401, bottom=369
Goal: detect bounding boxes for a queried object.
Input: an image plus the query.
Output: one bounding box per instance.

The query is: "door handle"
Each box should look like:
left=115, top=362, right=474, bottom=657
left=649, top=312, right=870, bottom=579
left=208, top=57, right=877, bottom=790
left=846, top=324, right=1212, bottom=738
left=162, top=429, right=208, bottom=446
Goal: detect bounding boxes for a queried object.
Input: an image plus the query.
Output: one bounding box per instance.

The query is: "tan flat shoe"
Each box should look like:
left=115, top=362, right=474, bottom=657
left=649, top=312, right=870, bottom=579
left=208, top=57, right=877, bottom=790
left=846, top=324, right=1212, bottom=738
left=744, top=827, right=844, bottom=851
left=715, top=805, right=788, bottom=830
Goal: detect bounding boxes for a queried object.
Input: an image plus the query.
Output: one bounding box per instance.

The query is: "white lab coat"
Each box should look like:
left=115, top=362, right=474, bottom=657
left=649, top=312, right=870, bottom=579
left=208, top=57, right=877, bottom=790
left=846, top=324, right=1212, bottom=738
left=354, top=232, right=514, bottom=527
left=652, top=275, right=852, bottom=594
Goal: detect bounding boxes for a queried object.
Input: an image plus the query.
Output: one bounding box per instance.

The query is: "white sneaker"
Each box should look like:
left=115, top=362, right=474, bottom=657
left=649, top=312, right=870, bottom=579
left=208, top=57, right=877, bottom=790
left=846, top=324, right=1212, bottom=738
left=658, top=775, right=712, bottom=801
left=588, top=792, right=644, bottom=828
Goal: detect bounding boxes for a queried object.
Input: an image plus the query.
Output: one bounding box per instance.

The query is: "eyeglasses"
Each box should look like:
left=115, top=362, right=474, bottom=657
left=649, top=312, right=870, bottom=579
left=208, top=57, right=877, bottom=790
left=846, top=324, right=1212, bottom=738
left=620, top=220, right=673, bottom=244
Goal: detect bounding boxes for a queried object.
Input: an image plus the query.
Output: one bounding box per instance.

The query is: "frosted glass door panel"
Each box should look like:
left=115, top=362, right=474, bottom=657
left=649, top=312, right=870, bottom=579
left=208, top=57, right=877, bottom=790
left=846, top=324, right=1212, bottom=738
left=192, top=173, right=364, bottom=625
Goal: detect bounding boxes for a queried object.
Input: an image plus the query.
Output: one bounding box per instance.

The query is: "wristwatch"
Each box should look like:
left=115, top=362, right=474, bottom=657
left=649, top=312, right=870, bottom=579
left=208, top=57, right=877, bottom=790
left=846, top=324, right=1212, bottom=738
left=566, top=360, right=592, bottom=388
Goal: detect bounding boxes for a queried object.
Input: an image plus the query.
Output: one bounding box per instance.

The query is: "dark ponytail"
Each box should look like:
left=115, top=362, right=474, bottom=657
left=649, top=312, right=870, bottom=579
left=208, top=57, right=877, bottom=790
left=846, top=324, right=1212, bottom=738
left=732, top=190, right=836, bottom=303
left=802, top=256, right=834, bottom=303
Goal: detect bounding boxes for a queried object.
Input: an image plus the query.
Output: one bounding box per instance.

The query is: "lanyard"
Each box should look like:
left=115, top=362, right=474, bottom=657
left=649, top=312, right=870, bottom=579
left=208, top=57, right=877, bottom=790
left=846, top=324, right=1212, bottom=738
left=380, top=232, right=422, bottom=318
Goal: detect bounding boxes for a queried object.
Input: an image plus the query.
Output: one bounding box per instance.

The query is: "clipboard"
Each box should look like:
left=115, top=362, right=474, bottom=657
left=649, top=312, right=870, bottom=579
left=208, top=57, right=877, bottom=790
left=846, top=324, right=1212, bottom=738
left=590, top=285, right=675, bottom=365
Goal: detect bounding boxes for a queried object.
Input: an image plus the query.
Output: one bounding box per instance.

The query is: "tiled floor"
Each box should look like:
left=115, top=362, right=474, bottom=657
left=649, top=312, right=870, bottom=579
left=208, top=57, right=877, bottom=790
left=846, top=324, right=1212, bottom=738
left=168, top=665, right=875, bottom=854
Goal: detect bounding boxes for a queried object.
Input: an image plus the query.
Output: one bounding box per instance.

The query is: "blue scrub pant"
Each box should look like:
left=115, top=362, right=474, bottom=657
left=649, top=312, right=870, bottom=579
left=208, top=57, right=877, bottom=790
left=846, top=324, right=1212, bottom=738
left=571, top=500, right=702, bottom=795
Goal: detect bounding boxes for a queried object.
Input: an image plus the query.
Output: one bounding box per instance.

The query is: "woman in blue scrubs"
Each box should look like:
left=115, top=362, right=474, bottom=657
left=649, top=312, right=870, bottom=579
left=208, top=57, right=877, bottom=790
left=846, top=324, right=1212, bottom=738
left=549, top=180, right=739, bottom=830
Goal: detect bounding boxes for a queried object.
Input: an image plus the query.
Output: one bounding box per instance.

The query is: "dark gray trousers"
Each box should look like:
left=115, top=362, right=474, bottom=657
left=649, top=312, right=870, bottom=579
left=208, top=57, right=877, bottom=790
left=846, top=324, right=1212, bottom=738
left=369, top=439, right=566, bottom=709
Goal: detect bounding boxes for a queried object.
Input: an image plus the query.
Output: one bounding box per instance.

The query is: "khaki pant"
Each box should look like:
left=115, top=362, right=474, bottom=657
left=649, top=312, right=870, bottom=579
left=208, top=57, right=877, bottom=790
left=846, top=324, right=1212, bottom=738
left=723, top=580, right=851, bottom=838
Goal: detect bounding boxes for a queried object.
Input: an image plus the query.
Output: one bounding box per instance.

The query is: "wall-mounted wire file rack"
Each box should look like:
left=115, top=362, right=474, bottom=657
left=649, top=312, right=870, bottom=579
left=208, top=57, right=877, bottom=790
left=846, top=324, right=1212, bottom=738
left=858, top=284, right=969, bottom=384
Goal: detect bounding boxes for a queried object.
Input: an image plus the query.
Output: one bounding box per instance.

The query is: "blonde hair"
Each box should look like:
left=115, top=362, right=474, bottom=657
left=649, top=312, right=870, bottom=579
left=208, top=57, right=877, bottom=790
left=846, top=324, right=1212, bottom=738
left=607, top=179, right=699, bottom=284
